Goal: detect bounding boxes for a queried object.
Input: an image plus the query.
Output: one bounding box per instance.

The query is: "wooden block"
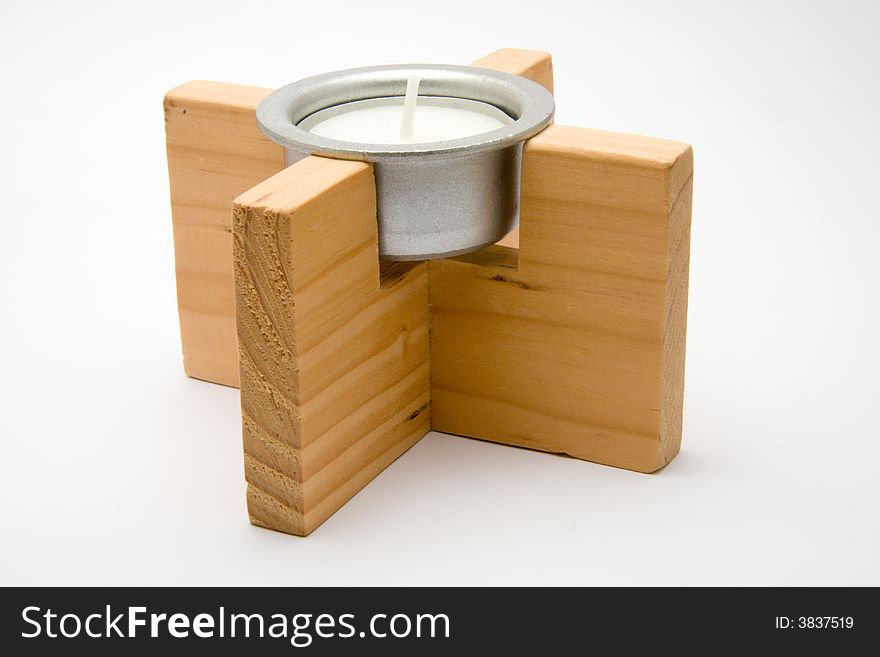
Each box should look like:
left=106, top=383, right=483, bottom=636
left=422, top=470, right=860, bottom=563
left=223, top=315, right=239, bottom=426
left=164, top=49, right=552, bottom=386
left=429, top=125, right=693, bottom=472
left=164, top=81, right=284, bottom=386
left=233, top=157, right=431, bottom=535
left=471, top=48, right=553, bottom=94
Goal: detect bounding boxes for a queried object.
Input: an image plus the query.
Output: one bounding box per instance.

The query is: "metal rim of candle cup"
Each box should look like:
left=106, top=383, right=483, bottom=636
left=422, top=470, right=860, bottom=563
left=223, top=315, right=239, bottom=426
left=256, top=64, right=555, bottom=260
left=256, top=64, right=554, bottom=159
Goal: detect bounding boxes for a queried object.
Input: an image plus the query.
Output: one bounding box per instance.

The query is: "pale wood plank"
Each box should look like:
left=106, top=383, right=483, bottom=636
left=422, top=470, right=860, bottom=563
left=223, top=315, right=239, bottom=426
left=429, top=125, right=693, bottom=472
left=233, top=157, right=430, bottom=535
left=164, top=81, right=284, bottom=386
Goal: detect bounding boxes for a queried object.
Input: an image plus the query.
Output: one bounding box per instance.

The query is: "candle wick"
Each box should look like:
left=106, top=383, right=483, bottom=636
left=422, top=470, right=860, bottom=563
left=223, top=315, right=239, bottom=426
left=400, top=76, right=420, bottom=140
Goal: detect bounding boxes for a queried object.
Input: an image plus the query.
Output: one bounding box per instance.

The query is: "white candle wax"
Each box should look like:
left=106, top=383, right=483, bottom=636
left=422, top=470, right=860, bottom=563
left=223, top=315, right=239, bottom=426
left=298, top=96, right=512, bottom=145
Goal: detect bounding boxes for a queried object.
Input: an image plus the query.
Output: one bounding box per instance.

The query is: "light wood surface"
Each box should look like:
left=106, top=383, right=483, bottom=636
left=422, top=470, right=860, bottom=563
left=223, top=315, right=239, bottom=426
left=164, top=49, right=552, bottom=386
left=165, top=81, right=284, bottom=386
left=471, top=47, right=554, bottom=94
left=430, top=125, right=692, bottom=472
left=233, top=157, right=430, bottom=535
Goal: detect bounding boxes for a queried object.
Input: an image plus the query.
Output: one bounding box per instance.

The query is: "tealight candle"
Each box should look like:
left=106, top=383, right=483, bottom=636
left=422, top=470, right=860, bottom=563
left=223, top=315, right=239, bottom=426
left=299, top=77, right=513, bottom=145
left=256, top=64, right=554, bottom=260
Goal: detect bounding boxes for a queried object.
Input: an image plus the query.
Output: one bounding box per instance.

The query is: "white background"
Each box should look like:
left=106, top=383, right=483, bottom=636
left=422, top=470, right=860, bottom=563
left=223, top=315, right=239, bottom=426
left=1, top=0, right=878, bottom=586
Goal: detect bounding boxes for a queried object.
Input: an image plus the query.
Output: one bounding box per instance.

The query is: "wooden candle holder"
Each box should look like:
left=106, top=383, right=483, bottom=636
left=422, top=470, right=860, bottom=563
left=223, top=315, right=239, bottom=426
left=164, top=49, right=693, bottom=536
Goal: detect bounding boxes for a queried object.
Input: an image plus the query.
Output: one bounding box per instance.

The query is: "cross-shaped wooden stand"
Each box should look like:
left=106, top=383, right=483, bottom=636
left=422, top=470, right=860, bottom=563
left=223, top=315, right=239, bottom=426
left=165, top=49, right=693, bottom=536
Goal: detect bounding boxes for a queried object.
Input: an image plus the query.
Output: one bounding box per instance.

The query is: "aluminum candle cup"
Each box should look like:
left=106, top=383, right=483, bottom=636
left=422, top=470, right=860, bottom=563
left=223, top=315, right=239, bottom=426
left=256, top=64, right=555, bottom=260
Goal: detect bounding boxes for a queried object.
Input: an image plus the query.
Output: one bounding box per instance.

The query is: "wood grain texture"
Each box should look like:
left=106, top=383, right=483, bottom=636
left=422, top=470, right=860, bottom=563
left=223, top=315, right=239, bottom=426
left=471, top=48, right=554, bottom=94
left=429, top=124, right=693, bottom=472
left=165, top=81, right=284, bottom=386
left=233, top=157, right=430, bottom=535
left=164, top=50, right=552, bottom=386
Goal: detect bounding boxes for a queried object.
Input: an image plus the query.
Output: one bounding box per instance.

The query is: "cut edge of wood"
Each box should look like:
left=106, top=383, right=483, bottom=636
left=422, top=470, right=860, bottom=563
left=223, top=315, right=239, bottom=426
left=233, top=156, right=432, bottom=537
left=233, top=156, right=371, bottom=217
left=471, top=48, right=554, bottom=93
left=525, top=124, right=692, bottom=173
left=163, top=80, right=270, bottom=113
left=655, top=145, right=694, bottom=471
